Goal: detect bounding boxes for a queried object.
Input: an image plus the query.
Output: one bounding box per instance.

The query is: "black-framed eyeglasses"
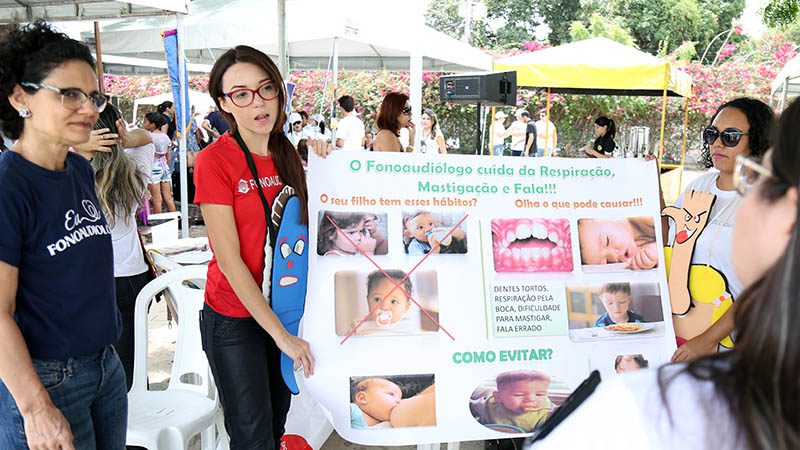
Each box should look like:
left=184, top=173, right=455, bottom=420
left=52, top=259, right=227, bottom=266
left=703, top=126, right=749, bottom=148
left=21, top=82, right=106, bottom=112
left=733, top=154, right=775, bottom=195
left=223, top=81, right=278, bottom=107
left=402, top=106, right=412, bottom=115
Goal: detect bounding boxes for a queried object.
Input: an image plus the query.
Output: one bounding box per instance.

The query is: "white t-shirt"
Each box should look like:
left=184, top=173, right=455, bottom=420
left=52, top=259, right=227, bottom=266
left=419, top=128, right=443, bottom=155
left=309, top=127, right=332, bottom=143
left=531, top=365, right=742, bottom=450
left=667, top=171, right=744, bottom=300
left=509, top=120, right=526, bottom=150
left=113, top=143, right=156, bottom=277
left=534, top=119, right=556, bottom=149
left=492, top=121, right=506, bottom=147
left=336, top=115, right=365, bottom=151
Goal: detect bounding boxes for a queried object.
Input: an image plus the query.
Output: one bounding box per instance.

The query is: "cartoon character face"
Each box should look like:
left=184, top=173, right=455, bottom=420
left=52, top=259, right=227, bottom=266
left=662, top=189, right=716, bottom=246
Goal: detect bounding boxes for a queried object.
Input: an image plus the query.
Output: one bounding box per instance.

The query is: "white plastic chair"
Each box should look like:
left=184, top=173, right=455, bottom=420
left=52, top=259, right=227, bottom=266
left=127, top=266, right=217, bottom=450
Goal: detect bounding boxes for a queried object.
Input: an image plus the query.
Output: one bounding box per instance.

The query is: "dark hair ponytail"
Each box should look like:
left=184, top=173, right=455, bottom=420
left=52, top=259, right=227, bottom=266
left=208, top=45, right=308, bottom=225
left=595, top=116, right=616, bottom=139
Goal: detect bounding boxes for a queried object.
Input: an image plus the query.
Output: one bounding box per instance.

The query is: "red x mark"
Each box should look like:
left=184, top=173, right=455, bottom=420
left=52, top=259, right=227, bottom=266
left=325, top=214, right=467, bottom=344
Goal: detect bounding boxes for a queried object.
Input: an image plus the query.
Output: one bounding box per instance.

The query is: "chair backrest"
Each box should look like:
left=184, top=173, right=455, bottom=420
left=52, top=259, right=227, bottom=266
left=131, top=266, right=213, bottom=398
left=147, top=249, right=185, bottom=274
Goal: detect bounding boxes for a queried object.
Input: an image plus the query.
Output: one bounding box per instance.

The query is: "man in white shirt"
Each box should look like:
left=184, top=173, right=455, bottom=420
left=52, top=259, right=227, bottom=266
left=534, top=109, right=558, bottom=157
left=335, top=95, right=366, bottom=151
left=506, top=109, right=528, bottom=157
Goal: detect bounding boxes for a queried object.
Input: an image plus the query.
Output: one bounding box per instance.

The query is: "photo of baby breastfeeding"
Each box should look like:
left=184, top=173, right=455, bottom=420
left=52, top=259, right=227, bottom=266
left=334, top=270, right=439, bottom=337
left=349, top=374, right=436, bottom=429
left=577, top=216, right=658, bottom=271
left=566, top=282, right=665, bottom=341
left=317, top=210, right=388, bottom=256
left=614, top=354, right=649, bottom=373
left=491, top=218, right=573, bottom=272
left=401, top=210, right=468, bottom=255
left=469, top=370, right=571, bottom=434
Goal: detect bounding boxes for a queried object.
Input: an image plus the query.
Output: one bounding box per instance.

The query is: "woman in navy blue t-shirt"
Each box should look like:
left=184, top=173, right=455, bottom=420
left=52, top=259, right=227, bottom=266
left=0, top=22, right=127, bottom=449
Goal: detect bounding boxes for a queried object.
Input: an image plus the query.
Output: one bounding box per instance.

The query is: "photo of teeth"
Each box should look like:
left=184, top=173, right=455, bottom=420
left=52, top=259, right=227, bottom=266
left=491, top=218, right=573, bottom=273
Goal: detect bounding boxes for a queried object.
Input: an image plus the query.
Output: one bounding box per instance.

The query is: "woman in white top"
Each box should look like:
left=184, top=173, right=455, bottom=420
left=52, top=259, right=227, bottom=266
left=75, top=104, right=155, bottom=390
left=419, top=108, right=446, bottom=155
left=310, top=113, right=332, bottom=143
left=531, top=97, right=800, bottom=450
left=669, top=98, right=774, bottom=361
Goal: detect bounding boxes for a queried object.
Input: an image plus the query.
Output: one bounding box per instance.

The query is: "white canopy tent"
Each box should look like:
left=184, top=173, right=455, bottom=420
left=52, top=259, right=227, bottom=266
left=0, top=0, right=187, bottom=22
left=84, top=0, right=492, bottom=72
left=132, top=90, right=215, bottom=125
left=771, top=52, right=800, bottom=111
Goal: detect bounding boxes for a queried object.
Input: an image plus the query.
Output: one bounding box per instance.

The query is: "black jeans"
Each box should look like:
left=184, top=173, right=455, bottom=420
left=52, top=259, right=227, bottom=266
left=200, top=304, right=291, bottom=450
left=114, top=269, right=153, bottom=391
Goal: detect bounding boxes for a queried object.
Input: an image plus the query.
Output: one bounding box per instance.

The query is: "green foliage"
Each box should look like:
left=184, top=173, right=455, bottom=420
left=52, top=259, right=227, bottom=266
left=535, top=0, right=583, bottom=45
left=764, top=0, right=800, bottom=28
left=424, top=0, right=539, bottom=48
left=568, top=14, right=636, bottom=46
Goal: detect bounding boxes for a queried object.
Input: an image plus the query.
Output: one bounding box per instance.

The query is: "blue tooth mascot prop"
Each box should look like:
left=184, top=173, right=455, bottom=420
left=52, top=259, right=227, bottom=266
left=262, top=185, right=308, bottom=394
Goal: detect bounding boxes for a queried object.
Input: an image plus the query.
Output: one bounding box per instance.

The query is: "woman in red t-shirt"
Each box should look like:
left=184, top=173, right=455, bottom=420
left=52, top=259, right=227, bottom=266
left=193, top=46, right=318, bottom=450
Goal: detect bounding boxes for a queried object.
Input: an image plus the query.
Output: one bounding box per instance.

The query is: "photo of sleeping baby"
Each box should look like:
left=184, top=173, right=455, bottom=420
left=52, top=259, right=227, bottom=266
left=317, top=210, right=388, bottom=256
left=334, top=269, right=439, bottom=337
left=349, top=374, right=436, bottom=429
left=491, top=218, right=573, bottom=273
left=469, top=370, right=571, bottom=434
left=401, top=210, right=467, bottom=255
left=577, top=216, right=658, bottom=271
left=566, top=282, right=665, bottom=341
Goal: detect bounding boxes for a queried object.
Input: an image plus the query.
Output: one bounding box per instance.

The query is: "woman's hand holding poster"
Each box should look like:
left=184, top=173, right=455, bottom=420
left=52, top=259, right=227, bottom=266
left=302, top=151, right=676, bottom=444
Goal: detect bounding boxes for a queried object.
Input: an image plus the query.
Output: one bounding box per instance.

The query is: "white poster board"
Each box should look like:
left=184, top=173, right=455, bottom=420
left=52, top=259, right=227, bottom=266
left=303, top=152, right=676, bottom=445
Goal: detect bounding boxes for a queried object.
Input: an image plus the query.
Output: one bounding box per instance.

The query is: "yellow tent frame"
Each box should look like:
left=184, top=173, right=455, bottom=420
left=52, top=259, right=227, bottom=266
left=493, top=37, right=693, bottom=174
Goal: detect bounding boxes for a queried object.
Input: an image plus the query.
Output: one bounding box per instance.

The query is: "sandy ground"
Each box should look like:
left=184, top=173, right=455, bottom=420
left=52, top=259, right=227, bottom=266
left=144, top=167, right=709, bottom=449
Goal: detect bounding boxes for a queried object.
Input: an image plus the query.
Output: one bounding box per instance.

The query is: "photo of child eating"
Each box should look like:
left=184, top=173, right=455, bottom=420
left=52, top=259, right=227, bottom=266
left=350, top=375, right=436, bottom=429
left=402, top=210, right=467, bottom=255
left=577, top=216, right=658, bottom=271
left=566, top=282, right=665, bottom=341
left=470, top=370, right=564, bottom=434
left=317, top=210, right=388, bottom=256
left=334, top=270, right=439, bottom=337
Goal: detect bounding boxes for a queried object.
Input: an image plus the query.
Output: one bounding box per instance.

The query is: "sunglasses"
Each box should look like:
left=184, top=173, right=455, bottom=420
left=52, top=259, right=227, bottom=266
left=402, top=106, right=412, bottom=115
left=733, top=155, right=776, bottom=195
left=703, top=126, right=749, bottom=148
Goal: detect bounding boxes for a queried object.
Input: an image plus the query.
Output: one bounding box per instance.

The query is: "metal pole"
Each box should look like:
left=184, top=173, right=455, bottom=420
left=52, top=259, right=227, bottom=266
left=657, top=66, right=668, bottom=165
left=678, top=93, right=690, bottom=188
left=278, top=0, right=288, bottom=77
left=94, top=21, right=105, bottom=95
left=476, top=103, right=481, bottom=155
left=489, top=106, right=495, bottom=154
left=177, top=13, right=189, bottom=238
left=410, top=0, right=423, bottom=153
left=463, top=0, right=472, bottom=44
left=330, top=38, right=339, bottom=145
left=544, top=87, right=551, bottom=157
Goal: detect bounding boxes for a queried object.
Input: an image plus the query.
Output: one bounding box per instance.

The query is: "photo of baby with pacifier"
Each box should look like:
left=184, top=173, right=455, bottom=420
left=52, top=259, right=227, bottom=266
left=334, top=269, right=440, bottom=337
left=401, top=210, right=467, bottom=255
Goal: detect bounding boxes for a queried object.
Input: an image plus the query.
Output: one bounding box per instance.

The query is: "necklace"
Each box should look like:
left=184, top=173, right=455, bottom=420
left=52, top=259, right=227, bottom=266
left=705, top=194, right=741, bottom=264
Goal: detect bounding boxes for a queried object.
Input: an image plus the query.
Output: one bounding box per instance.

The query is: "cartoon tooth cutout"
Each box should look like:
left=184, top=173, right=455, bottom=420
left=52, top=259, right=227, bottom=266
left=662, top=189, right=734, bottom=349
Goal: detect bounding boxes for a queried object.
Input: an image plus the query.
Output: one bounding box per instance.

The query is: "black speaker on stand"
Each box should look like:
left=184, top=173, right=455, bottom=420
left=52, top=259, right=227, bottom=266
left=440, top=71, right=517, bottom=154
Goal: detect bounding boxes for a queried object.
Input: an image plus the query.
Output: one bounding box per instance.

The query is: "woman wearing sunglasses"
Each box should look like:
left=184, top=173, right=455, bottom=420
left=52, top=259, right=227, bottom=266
left=0, top=22, right=128, bottom=449
left=373, top=92, right=415, bottom=152
left=530, top=97, right=799, bottom=450
left=668, top=98, right=774, bottom=362
left=194, top=45, right=328, bottom=449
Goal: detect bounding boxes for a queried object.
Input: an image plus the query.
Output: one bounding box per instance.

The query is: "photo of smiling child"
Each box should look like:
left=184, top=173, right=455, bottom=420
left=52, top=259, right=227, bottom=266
left=402, top=210, right=467, bottom=255
left=317, top=211, right=388, bottom=256
left=577, top=216, right=658, bottom=271
left=334, top=270, right=439, bottom=337
left=350, top=374, right=437, bottom=429
left=470, top=370, right=556, bottom=433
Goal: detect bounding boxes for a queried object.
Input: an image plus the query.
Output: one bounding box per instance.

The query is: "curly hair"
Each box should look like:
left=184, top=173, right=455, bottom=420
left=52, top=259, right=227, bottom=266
left=700, top=98, right=775, bottom=169
left=0, top=21, right=95, bottom=140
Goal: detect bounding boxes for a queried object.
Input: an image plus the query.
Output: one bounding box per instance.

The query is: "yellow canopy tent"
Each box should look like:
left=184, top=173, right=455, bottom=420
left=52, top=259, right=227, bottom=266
left=493, top=37, right=693, bottom=183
